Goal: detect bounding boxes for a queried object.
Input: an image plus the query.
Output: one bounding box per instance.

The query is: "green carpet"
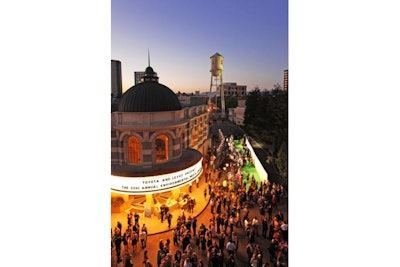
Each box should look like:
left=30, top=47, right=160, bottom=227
left=234, top=140, right=262, bottom=191
left=234, top=140, right=243, bottom=150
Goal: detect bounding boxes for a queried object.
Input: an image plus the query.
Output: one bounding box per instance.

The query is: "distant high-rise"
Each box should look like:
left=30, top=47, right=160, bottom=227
left=111, top=60, right=123, bottom=112
left=111, top=60, right=122, bottom=98
left=134, top=71, right=144, bottom=85
left=283, top=69, right=288, bottom=91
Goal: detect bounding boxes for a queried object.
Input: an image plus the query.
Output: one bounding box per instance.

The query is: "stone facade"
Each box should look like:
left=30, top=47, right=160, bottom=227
left=111, top=105, right=209, bottom=169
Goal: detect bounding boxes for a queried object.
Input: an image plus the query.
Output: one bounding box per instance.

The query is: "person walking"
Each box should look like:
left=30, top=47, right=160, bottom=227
left=157, top=249, right=163, bottom=267
left=117, top=221, right=123, bottom=234
left=200, top=235, right=206, bottom=255
left=226, top=239, right=236, bottom=256
left=125, top=253, right=133, bottom=267
left=134, top=212, right=140, bottom=225
left=192, top=217, right=197, bottom=236
left=142, top=224, right=148, bottom=235
left=246, top=242, right=254, bottom=267
left=236, top=208, right=242, bottom=227
left=173, top=228, right=179, bottom=246
left=218, top=233, right=226, bottom=251
left=281, top=221, right=288, bottom=242
left=232, top=231, right=239, bottom=252
left=114, top=228, right=122, bottom=263
left=167, top=212, right=173, bottom=229
left=131, top=231, right=138, bottom=253
left=140, top=230, right=147, bottom=248
left=143, top=250, right=149, bottom=267
left=182, top=232, right=191, bottom=251
left=229, top=215, right=235, bottom=234
left=261, top=216, right=268, bottom=239
left=122, top=231, right=129, bottom=253
left=210, top=198, right=215, bottom=214
left=252, top=217, right=260, bottom=237
left=127, top=212, right=133, bottom=227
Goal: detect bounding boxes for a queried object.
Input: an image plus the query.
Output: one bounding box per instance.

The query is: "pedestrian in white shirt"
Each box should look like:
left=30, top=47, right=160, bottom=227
left=252, top=217, right=260, bottom=237
left=226, top=239, right=236, bottom=256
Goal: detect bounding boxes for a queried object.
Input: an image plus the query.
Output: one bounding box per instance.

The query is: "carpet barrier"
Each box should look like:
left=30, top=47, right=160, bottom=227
left=244, top=136, right=269, bottom=181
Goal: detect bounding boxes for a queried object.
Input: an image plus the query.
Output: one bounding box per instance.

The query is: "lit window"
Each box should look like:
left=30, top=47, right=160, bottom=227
left=128, top=136, right=141, bottom=164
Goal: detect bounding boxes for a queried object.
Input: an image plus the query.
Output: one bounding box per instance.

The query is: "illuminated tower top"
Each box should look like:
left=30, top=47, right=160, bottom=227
left=210, top=52, right=224, bottom=77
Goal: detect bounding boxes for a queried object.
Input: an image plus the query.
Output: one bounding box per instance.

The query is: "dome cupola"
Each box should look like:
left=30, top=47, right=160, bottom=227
left=118, top=66, right=182, bottom=112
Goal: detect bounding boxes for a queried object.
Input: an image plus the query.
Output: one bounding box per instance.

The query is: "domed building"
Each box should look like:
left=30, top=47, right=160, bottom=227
left=111, top=63, right=211, bottom=217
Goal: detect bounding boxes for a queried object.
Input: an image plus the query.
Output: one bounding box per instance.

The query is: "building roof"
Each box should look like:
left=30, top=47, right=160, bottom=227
left=210, top=52, right=223, bottom=58
left=118, top=66, right=182, bottom=112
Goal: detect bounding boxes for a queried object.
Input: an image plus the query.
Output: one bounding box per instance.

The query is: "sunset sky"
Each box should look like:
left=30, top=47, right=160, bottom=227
left=111, top=0, right=288, bottom=93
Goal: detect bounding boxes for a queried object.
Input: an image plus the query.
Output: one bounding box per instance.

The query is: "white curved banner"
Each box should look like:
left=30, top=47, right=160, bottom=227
left=245, top=137, right=268, bottom=181
left=111, top=159, right=203, bottom=194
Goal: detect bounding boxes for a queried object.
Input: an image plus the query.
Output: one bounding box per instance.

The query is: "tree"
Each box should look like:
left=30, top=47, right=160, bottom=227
left=243, top=89, right=262, bottom=130
left=272, top=83, right=282, bottom=91
left=275, top=141, right=288, bottom=183
left=243, top=87, right=288, bottom=180
left=224, top=96, right=238, bottom=109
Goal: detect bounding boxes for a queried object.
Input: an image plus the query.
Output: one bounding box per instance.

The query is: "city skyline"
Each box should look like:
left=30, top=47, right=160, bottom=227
left=112, top=0, right=288, bottom=93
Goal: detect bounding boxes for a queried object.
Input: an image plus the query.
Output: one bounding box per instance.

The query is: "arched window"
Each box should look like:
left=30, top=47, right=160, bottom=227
left=128, top=136, right=141, bottom=164
left=155, top=134, right=169, bottom=162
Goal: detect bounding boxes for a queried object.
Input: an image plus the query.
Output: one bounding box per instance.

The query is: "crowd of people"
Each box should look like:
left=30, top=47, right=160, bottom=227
left=111, top=133, right=288, bottom=267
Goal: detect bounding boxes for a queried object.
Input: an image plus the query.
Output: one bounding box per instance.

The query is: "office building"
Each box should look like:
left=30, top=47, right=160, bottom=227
left=283, top=69, right=288, bottom=91
left=134, top=71, right=144, bottom=85
left=111, top=60, right=123, bottom=112
left=220, top=82, right=247, bottom=97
